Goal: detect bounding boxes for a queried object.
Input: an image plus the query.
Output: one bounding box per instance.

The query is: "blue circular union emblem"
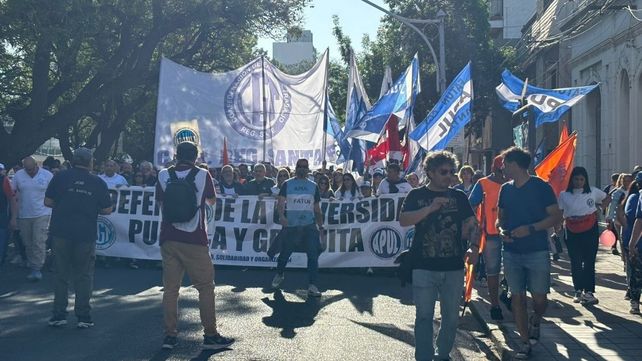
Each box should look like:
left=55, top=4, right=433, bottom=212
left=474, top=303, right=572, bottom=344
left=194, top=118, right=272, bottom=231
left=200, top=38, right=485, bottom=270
left=96, top=216, right=117, bottom=251
left=369, top=227, right=403, bottom=259
left=174, top=127, right=200, bottom=146
left=224, top=60, right=291, bottom=140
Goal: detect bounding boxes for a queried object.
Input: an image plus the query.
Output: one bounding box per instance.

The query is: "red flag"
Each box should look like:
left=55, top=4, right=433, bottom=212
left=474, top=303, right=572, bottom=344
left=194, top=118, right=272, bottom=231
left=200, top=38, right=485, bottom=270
left=365, top=115, right=403, bottom=167
left=559, top=121, right=569, bottom=145
left=535, top=132, right=577, bottom=196
left=222, top=137, right=230, bottom=165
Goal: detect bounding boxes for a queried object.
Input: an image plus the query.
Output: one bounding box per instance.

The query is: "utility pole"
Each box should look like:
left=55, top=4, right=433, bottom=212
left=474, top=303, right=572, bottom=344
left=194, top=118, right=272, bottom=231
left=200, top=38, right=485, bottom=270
left=361, top=0, right=447, bottom=94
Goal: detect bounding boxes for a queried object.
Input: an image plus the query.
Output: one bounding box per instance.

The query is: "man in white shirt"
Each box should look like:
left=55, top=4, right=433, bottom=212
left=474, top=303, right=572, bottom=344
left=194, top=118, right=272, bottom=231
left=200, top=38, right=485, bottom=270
left=99, top=160, right=129, bottom=188
left=11, top=156, right=53, bottom=281
left=377, top=163, right=413, bottom=195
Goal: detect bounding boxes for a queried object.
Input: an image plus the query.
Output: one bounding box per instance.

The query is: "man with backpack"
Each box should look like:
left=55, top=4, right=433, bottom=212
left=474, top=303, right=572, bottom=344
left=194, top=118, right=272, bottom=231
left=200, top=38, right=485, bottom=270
left=155, top=141, right=234, bottom=351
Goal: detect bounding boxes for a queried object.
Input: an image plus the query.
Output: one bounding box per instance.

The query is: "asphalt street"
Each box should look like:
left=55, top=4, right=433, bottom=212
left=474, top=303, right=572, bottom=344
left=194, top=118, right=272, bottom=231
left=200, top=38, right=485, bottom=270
left=0, top=262, right=497, bottom=361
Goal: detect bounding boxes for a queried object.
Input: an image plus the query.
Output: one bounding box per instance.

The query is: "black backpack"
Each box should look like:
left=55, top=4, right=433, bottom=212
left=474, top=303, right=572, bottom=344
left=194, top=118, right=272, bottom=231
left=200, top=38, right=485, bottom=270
left=162, top=167, right=200, bottom=223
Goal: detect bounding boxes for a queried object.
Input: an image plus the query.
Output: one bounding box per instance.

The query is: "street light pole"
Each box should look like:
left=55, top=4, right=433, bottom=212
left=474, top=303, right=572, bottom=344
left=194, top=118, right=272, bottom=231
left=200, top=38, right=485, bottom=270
left=361, top=0, right=446, bottom=94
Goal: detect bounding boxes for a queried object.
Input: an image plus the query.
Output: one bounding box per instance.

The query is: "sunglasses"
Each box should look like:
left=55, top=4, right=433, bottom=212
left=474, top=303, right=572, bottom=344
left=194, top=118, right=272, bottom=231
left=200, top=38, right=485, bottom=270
left=278, top=174, right=288, bottom=178
left=343, top=178, right=353, bottom=182
left=437, top=169, right=456, bottom=176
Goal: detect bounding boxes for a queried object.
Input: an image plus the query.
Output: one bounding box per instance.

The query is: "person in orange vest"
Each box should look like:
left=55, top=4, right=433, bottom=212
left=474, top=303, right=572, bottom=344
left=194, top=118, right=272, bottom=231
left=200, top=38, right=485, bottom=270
left=468, top=155, right=507, bottom=321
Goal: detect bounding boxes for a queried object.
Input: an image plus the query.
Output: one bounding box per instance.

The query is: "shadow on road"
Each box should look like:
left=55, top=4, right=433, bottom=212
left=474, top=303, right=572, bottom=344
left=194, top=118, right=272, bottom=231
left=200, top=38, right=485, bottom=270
left=261, top=290, right=321, bottom=338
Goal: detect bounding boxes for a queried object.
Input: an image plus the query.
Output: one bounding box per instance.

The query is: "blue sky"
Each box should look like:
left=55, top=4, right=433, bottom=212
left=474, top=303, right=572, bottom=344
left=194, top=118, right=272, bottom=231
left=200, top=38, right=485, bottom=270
left=256, top=0, right=387, bottom=60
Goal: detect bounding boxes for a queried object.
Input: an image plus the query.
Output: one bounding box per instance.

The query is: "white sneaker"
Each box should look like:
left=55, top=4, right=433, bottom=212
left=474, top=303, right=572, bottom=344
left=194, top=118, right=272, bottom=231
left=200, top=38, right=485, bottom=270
left=572, top=291, right=583, bottom=303
left=271, top=274, right=284, bottom=289
left=307, top=284, right=322, bottom=297
left=630, top=300, right=640, bottom=314
left=581, top=292, right=599, bottom=305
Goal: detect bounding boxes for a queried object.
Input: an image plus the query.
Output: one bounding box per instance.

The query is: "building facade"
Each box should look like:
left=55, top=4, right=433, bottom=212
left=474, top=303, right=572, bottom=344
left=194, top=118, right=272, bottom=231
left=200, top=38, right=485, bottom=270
left=520, top=0, right=642, bottom=186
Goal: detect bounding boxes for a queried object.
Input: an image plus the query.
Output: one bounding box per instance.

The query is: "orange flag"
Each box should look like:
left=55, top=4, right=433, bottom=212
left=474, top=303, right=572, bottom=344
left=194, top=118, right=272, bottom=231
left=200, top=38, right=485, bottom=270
left=464, top=261, right=475, bottom=303
left=222, top=137, right=230, bottom=165
left=535, top=132, right=577, bottom=196
left=559, top=121, right=569, bottom=145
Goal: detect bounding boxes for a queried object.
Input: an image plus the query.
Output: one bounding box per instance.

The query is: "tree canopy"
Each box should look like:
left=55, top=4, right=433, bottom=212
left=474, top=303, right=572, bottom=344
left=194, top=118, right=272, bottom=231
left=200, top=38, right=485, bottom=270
left=0, top=0, right=308, bottom=165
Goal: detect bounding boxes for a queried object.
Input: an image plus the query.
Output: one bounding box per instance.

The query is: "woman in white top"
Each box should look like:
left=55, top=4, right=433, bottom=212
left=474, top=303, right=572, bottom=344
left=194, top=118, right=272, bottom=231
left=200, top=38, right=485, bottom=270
left=334, top=173, right=361, bottom=201
left=558, top=166, right=610, bottom=305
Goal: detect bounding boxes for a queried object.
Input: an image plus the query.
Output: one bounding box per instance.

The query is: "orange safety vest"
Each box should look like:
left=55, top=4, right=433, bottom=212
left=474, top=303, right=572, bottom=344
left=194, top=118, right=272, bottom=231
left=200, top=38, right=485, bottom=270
left=477, top=177, right=502, bottom=236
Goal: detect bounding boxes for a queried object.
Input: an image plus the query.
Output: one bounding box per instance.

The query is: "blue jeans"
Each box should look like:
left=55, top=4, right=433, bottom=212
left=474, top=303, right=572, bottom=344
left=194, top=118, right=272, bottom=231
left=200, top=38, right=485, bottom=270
left=276, top=225, right=320, bottom=284
left=503, top=250, right=551, bottom=295
left=412, top=268, right=465, bottom=361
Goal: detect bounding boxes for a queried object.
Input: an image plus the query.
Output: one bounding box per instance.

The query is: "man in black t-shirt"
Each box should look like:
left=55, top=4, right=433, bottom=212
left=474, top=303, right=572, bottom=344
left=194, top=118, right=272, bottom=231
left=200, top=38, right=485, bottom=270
left=400, top=150, right=479, bottom=361
left=44, top=148, right=112, bottom=329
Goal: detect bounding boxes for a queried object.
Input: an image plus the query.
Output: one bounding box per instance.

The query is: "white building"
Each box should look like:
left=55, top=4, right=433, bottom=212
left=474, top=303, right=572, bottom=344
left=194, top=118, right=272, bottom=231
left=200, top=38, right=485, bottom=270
left=489, top=0, right=538, bottom=42
left=273, top=30, right=315, bottom=66
left=522, top=0, right=642, bottom=186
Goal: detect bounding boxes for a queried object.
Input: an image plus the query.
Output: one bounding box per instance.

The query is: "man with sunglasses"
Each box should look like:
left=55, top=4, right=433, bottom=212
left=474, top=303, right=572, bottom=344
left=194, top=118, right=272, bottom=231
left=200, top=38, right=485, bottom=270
left=271, top=158, right=325, bottom=297
left=400, top=150, right=480, bottom=361
left=468, top=155, right=507, bottom=321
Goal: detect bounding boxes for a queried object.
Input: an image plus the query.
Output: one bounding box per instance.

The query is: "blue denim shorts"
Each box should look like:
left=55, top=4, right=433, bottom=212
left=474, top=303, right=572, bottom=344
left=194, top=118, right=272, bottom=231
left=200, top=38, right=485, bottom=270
left=483, top=236, right=502, bottom=276
left=503, top=250, right=550, bottom=295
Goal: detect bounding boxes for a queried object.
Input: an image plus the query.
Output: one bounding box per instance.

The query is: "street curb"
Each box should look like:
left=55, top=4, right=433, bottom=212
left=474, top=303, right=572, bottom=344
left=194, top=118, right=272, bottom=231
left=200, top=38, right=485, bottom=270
left=468, top=293, right=514, bottom=361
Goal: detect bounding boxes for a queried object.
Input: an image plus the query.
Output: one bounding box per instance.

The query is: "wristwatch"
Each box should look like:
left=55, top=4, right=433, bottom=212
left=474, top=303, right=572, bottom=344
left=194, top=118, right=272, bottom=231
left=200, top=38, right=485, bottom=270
left=528, top=224, right=537, bottom=234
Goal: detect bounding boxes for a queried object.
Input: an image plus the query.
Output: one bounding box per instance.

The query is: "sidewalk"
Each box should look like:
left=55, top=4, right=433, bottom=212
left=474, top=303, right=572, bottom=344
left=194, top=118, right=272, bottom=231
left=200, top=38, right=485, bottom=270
left=470, top=246, right=642, bottom=361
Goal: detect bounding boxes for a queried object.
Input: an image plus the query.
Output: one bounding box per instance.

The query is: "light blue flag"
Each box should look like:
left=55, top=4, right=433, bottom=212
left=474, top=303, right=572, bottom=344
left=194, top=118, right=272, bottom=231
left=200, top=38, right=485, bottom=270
left=343, top=52, right=373, bottom=173
left=410, top=63, right=473, bottom=151
left=495, top=69, right=598, bottom=127
left=325, top=101, right=351, bottom=163
left=346, top=54, right=420, bottom=142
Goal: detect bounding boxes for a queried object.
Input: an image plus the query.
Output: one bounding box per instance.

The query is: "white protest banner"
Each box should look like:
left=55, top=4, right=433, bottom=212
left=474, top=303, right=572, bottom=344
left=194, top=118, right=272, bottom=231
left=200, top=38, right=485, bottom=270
left=154, top=51, right=338, bottom=169
left=95, top=186, right=413, bottom=268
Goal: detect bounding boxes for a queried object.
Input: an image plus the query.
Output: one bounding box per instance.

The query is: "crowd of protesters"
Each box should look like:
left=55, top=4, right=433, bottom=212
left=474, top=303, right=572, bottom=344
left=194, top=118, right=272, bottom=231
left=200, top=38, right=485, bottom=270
left=4, top=146, right=642, bottom=360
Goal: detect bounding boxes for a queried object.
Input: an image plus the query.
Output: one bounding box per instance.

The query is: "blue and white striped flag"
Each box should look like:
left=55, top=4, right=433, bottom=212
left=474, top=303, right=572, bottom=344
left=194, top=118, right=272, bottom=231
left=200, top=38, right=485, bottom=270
left=410, top=63, right=473, bottom=151
left=495, top=69, right=598, bottom=127
left=346, top=54, right=420, bottom=142
left=343, top=52, right=372, bottom=173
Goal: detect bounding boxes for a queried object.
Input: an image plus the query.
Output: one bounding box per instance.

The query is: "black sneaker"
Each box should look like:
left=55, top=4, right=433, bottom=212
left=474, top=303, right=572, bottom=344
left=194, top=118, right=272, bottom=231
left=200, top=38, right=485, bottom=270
left=203, top=334, right=235, bottom=350
left=490, top=306, right=504, bottom=321
left=77, top=319, right=94, bottom=329
left=162, top=336, right=178, bottom=350
left=514, top=342, right=531, bottom=359
left=500, top=290, right=512, bottom=312
left=48, top=316, right=67, bottom=327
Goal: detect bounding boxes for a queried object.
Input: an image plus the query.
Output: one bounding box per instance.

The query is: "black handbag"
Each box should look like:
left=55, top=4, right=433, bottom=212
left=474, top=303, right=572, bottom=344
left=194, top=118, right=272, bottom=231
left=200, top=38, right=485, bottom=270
left=394, top=249, right=413, bottom=287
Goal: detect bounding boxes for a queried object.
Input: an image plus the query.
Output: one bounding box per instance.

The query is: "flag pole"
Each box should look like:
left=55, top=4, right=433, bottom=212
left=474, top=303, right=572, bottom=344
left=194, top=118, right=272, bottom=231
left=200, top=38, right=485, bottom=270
left=322, top=49, right=330, bottom=167
left=261, top=56, right=268, bottom=162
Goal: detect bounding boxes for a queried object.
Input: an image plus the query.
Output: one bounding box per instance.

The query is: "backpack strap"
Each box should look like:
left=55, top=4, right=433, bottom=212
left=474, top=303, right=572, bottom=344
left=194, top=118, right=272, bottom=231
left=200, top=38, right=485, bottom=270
left=168, top=166, right=178, bottom=181
left=185, top=167, right=200, bottom=183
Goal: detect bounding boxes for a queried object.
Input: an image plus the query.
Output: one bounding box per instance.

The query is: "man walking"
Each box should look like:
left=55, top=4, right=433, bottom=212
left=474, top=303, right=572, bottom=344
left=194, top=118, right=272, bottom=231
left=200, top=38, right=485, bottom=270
left=497, top=147, right=562, bottom=359
left=99, top=159, right=129, bottom=188
left=468, top=155, right=507, bottom=320
left=0, top=165, right=18, bottom=266
left=12, top=156, right=53, bottom=281
left=399, top=150, right=480, bottom=361
left=156, top=141, right=234, bottom=350
left=242, top=163, right=275, bottom=196
left=45, top=148, right=113, bottom=328
left=271, top=158, right=325, bottom=297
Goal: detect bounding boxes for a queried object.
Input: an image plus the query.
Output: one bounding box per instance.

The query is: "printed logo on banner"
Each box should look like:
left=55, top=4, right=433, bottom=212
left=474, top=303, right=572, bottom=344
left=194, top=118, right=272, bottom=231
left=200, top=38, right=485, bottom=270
left=224, top=61, right=292, bottom=140
left=205, top=203, right=214, bottom=224
left=173, top=127, right=200, bottom=145
left=404, top=228, right=415, bottom=249
left=369, top=227, right=403, bottom=259
left=96, top=216, right=117, bottom=250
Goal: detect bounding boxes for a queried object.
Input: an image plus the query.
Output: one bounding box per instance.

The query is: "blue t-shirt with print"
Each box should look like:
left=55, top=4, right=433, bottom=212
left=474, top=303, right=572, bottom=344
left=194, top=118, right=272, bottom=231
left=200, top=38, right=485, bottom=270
left=498, top=176, right=557, bottom=254
left=279, top=178, right=321, bottom=227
